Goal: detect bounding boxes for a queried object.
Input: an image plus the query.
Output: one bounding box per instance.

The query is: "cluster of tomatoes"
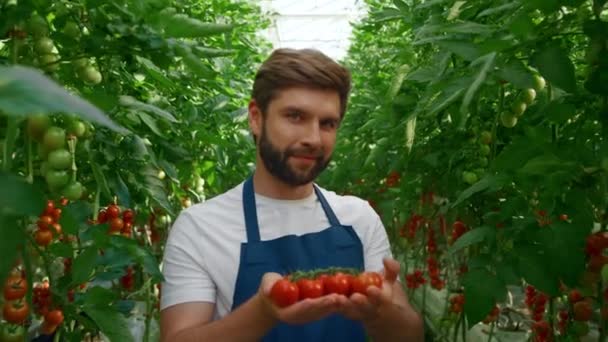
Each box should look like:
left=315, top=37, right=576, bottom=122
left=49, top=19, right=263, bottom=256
left=96, top=203, right=135, bottom=237
left=482, top=305, right=500, bottom=324
left=269, top=269, right=383, bottom=308
left=27, top=114, right=88, bottom=200
left=3, top=270, right=29, bottom=326
left=449, top=220, right=467, bottom=245
left=34, top=199, right=67, bottom=246
left=31, top=280, right=64, bottom=336
left=426, top=257, right=444, bottom=291
left=525, top=285, right=548, bottom=322
left=405, top=269, right=425, bottom=290
left=384, top=171, right=400, bottom=188
left=449, top=293, right=465, bottom=314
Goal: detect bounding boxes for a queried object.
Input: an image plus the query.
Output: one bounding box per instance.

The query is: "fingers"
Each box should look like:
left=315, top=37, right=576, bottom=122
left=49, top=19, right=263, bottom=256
left=261, top=272, right=284, bottom=295
left=382, top=258, right=401, bottom=283
left=279, top=294, right=341, bottom=324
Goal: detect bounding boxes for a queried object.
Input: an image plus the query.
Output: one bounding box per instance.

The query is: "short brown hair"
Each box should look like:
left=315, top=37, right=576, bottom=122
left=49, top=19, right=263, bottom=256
left=252, top=48, right=352, bottom=118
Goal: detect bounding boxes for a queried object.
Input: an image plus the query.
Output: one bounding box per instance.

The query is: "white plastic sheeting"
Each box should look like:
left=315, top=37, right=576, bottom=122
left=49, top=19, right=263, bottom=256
left=256, top=0, right=368, bottom=61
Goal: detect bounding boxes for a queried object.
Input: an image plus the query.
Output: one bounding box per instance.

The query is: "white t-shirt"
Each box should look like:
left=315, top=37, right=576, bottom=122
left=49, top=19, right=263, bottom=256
left=160, top=181, right=393, bottom=319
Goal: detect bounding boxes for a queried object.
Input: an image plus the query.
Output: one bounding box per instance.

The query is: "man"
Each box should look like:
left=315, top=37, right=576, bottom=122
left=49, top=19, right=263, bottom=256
left=160, top=48, right=424, bottom=341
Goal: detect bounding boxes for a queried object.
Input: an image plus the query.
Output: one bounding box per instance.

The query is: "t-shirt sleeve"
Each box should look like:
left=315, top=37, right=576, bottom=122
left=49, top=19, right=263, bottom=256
left=160, top=210, right=216, bottom=311
left=362, top=203, right=394, bottom=274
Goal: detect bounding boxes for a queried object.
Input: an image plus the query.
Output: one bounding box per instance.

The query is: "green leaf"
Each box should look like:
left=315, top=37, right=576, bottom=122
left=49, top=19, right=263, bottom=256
left=370, top=8, right=403, bottom=23
left=436, top=40, right=481, bottom=61
left=138, top=112, right=164, bottom=137
left=71, top=246, right=98, bottom=286
left=462, top=269, right=506, bottom=325
left=460, top=52, right=496, bottom=124
left=0, top=171, right=44, bottom=216
left=452, top=174, right=508, bottom=208
left=0, top=66, right=127, bottom=134
left=388, top=64, right=411, bottom=100
left=161, top=14, right=234, bottom=38
left=519, top=154, right=577, bottom=176
left=515, top=245, right=560, bottom=295
left=193, top=46, right=234, bottom=58
left=48, top=243, right=74, bottom=258
left=527, top=0, right=561, bottom=13
left=175, top=44, right=215, bottom=78
left=531, top=45, right=577, bottom=93
left=0, top=215, right=25, bottom=284
left=448, top=226, right=494, bottom=254
left=83, top=307, right=135, bottom=342
left=90, top=160, right=112, bottom=200
left=136, top=56, right=174, bottom=89
left=84, top=286, right=118, bottom=307
left=496, top=60, right=536, bottom=89
left=477, top=2, right=520, bottom=17
left=58, top=203, right=81, bottom=236
left=543, top=100, right=576, bottom=123
left=119, top=96, right=177, bottom=122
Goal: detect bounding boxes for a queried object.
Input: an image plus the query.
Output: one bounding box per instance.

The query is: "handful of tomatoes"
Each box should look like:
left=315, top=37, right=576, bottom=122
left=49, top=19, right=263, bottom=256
left=269, top=268, right=383, bottom=308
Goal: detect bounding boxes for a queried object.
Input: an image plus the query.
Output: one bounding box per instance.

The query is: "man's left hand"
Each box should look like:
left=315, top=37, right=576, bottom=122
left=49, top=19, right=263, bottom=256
left=336, top=258, right=401, bottom=323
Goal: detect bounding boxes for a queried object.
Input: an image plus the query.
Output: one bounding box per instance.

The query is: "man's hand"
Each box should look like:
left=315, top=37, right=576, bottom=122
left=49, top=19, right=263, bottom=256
left=336, top=258, right=400, bottom=323
left=257, top=272, right=342, bottom=325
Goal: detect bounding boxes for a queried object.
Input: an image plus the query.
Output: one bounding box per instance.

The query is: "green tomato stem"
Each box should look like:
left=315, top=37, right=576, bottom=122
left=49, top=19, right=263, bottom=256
left=68, top=137, right=77, bottom=182
left=2, top=117, right=19, bottom=172
left=26, top=134, right=33, bottom=184
left=21, top=224, right=35, bottom=321
left=486, top=322, right=495, bottom=342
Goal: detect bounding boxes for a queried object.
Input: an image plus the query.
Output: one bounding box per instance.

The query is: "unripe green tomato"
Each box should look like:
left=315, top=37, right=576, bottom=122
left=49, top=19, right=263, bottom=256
left=27, top=114, right=51, bottom=141
left=72, top=58, right=88, bottom=70
left=479, top=144, right=491, bottom=156
left=63, top=21, right=80, bottom=38
left=45, top=170, right=69, bottom=189
left=80, top=66, right=102, bottom=85
left=35, top=37, right=55, bottom=54
left=39, top=54, right=60, bottom=72
left=28, top=14, right=48, bottom=37
left=47, top=148, right=71, bottom=170
left=42, top=126, right=66, bottom=151
left=500, top=112, right=518, bottom=128
left=68, top=120, right=87, bottom=138
left=479, top=130, right=492, bottom=145
left=462, top=171, right=478, bottom=185
left=533, top=75, right=546, bottom=92
left=512, top=101, right=527, bottom=117
left=62, top=181, right=84, bottom=201
left=521, top=88, right=536, bottom=105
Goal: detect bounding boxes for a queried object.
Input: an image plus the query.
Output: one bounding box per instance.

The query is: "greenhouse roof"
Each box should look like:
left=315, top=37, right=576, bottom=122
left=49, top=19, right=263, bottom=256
left=257, top=0, right=368, bottom=61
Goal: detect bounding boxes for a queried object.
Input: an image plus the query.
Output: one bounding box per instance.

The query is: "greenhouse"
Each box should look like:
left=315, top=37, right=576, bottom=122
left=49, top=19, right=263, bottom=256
left=0, top=0, right=606, bottom=341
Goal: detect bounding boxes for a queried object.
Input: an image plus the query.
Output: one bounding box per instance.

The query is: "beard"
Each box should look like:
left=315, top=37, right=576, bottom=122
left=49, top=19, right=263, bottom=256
left=258, top=124, right=331, bottom=186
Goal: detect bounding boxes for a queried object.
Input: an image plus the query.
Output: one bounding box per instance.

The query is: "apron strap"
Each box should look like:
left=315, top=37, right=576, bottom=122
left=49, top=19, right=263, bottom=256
left=313, top=185, right=341, bottom=227
left=243, top=176, right=261, bottom=242
left=243, top=176, right=342, bottom=242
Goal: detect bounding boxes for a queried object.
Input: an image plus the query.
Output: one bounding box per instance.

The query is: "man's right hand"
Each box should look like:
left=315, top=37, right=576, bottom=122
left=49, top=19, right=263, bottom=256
left=257, top=272, right=342, bottom=325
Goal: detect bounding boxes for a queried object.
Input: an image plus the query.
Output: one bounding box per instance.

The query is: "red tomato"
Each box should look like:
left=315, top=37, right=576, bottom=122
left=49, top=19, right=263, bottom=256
left=37, top=215, right=54, bottom=230
left=43, top=200, right=55, bottom=216
left=51, top=208, right=62, bottom=222
left=351, top=272, right=383, bottom=295
left=3, top=300, right=29, bottom=324
left=3, top=275, right=27, bottom=300
left=97, top=209, right=108, bottom=224
left=106, top=205, right=120, bottom=219
left=122, top=209, right=135, bottom=223
left=35, top=229, right=53, bottom=246
left=45, top=309, right=64, bottom=325
left=270, top=278, right=299, bottom=308
left=296, top=278, right=324, bottom=299
left=324, top=273, right=351, bottom=296
left=109, top=217, right=124, bottom=233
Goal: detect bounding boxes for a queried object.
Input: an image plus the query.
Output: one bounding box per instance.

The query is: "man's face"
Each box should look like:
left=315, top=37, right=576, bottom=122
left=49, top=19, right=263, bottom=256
left=252, top=87, right=342, bottom=186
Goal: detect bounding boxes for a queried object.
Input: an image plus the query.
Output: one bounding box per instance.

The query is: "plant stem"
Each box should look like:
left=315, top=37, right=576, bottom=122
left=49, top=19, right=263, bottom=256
left=3, top=118, right=18, bottom=171
left=26, top=134, right=33, bottom=183
left=144, top=275, right=151, bottom=342
left=487, top=322, right=495, bottom=342
left=461, top=310, right=466, bottom=342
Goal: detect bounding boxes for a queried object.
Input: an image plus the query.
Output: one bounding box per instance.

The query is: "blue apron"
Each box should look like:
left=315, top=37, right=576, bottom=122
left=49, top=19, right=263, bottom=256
left=231, top=176, right=367, bottom=341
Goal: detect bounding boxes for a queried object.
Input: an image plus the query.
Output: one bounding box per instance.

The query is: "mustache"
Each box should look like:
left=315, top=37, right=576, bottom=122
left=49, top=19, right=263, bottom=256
left=285, top=147, right=324, bottom=159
